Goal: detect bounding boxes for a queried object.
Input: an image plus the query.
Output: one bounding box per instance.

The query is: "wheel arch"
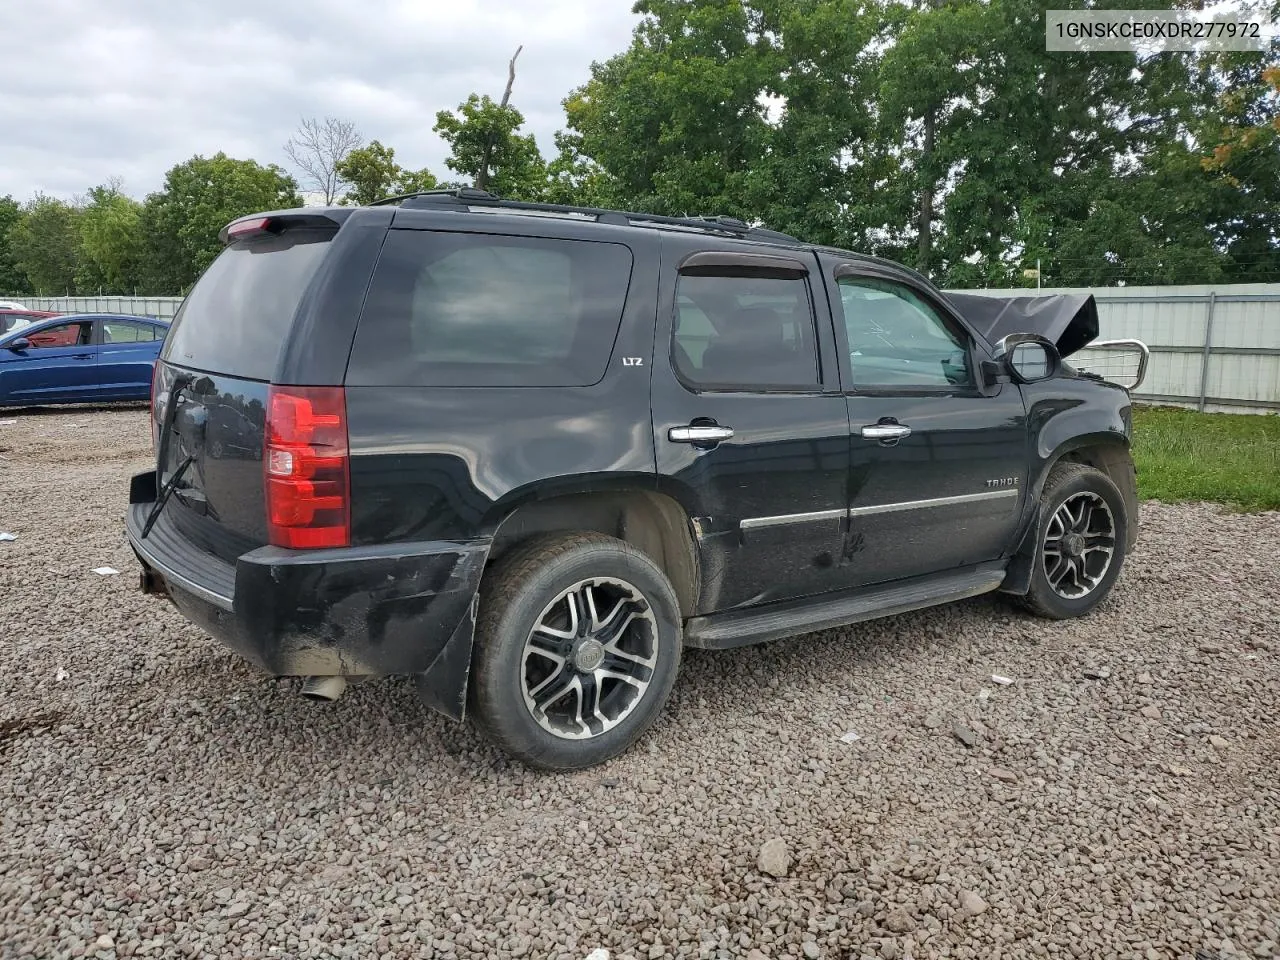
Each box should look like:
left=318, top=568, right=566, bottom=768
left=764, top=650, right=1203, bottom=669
left=1042, top=433, right=1134, bottom=493
left=1002, top=434, right=1137, bottom=596
left=484, top=486, right=700, bottom=618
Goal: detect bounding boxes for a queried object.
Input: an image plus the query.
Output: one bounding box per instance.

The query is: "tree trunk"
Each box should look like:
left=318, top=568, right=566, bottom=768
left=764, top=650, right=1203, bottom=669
left=917, top=106, right=936, bottom=275
left=476, top=46, right=522, bottom=192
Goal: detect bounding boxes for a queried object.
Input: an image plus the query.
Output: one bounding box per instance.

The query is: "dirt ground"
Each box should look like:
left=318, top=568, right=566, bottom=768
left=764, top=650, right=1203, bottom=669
left=1, top=406, right=1277, bottom=960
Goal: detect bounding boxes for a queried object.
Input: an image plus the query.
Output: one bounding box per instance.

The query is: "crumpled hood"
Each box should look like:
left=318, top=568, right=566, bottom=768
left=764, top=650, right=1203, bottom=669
left=945, top=292, right=1100, bottom=358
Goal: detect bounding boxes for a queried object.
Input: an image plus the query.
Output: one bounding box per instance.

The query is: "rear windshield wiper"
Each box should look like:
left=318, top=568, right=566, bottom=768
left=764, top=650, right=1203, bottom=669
left=139, top=371, right=195, bottom=540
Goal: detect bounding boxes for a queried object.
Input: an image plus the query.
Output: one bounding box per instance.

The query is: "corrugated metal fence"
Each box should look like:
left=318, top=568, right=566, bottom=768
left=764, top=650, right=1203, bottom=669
left=12, top=296, right=181, bottom=321
left=11, top=283, right=1280, bottom=414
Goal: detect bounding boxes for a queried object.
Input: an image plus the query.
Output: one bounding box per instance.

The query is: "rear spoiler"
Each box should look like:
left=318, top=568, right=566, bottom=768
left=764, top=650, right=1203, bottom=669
left=218, top=209, right=350, bottom=244
left=946, top=292, right=1099, bottom=358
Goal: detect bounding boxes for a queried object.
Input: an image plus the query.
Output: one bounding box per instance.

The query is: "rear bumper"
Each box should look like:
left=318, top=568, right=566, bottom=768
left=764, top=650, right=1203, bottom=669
left=125, top=471, right=490, bottom=720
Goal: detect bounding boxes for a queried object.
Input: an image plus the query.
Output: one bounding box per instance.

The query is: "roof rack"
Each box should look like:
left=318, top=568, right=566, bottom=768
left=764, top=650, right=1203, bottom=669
left=368, top=187, right=497, bottom=207
left=370, top=188, right=801, bottom=244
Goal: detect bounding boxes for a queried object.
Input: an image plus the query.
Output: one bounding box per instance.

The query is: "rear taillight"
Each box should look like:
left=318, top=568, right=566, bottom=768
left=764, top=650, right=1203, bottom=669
left=264, top=386, right=350, bottom=549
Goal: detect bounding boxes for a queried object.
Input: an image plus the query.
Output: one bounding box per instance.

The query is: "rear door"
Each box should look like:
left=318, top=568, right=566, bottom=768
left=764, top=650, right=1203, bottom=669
left=651, top=238, right=852, bottom=614
left=820, top=256, right=1028, bottom=586
left=0, top=320, right=98, bottom=405
left=154, top=225, right=338, bottom=561
left=96, top=318, right=164, bottom=400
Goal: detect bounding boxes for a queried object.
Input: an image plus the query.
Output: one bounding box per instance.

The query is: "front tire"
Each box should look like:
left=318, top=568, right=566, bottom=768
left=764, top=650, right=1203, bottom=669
left=1015, top=462, right=1129, bottom=620
left=471, top=533, right=683, bottom=770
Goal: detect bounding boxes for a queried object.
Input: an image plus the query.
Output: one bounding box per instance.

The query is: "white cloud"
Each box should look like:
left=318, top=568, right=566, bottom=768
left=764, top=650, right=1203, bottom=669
left=0, top=0, right=640, bottom=200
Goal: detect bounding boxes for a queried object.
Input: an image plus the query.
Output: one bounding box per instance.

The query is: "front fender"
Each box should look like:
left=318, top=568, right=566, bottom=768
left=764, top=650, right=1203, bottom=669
left=1001, top=380, right=1134, bottom=594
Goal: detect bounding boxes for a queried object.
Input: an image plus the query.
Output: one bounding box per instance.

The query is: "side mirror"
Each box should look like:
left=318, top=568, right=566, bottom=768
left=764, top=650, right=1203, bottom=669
left=6, top=337, right=31, bottom=352
left=993, top=334, right=1060, bottom=384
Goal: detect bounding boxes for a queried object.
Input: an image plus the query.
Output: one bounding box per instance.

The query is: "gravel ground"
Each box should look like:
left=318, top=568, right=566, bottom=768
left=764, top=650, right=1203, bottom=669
left=1, top=406, right=1278, bottom=960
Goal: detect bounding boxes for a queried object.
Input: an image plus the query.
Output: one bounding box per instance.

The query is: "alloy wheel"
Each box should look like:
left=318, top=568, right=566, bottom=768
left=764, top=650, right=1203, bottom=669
left=1042, top=491, right=1116, bottom=600
left=520, top=577, right=659, bottom=740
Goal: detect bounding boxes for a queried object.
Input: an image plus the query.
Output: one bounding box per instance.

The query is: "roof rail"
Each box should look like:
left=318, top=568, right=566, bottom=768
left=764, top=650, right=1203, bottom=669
left=368, top=187, right=500, bottom=207
left=374, top=188, right=801, bottom=244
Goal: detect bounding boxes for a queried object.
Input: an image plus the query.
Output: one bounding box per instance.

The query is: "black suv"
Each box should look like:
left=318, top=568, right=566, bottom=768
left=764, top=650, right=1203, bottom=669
left=126, top=190, right=1139, bottom=770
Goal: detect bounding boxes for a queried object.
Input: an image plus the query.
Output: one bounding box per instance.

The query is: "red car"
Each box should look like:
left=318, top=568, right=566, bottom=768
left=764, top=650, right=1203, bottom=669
left=0, top=309, right=60, bottom=338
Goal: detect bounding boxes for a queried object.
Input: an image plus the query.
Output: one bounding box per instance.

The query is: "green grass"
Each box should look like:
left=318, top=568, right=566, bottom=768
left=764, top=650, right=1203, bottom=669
left=1132, top=406, right=1280, bottom=512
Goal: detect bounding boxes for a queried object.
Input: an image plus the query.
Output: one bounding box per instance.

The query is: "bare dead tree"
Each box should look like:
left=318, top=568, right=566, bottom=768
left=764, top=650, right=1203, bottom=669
left=475, top=46, right=522, bottom=192
left=283, top=117, right=363, bottom=204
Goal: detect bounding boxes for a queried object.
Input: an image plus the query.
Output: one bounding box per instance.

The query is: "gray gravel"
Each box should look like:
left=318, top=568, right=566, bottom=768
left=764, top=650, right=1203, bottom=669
left=2, top=406, right=1279, bottom=960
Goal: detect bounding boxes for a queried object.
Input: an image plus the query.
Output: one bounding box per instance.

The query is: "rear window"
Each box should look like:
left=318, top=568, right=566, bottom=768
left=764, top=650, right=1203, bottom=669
left=347, top=230, right=633, bottom=387
left=102, top=319, right=161, bottom=343
left=163, top=230, right=332, bottom=381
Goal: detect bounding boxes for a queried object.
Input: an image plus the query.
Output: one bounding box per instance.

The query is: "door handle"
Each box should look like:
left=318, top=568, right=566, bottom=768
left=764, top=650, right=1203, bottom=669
left=669, top=424, right=735, bottom=444
left=861, top=423, right=912, bottom=441
left=72, top=353, right=94, bottom=360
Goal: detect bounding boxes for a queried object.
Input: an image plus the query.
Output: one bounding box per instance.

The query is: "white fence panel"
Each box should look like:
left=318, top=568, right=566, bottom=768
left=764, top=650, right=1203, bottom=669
left=11, top=296, right=182, bottom=320
left=1213, top=298, right=1280, bottom=350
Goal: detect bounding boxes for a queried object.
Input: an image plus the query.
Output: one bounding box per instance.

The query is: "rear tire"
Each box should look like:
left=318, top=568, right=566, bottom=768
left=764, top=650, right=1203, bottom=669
left=1015, top=462, right=1128, bottom=620
left=471, top=533, right=683, bottom=770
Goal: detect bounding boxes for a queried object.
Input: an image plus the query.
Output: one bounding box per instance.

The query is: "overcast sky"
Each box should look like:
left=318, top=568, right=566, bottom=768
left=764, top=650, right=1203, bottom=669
left=0, top=0, right=641, bottom=202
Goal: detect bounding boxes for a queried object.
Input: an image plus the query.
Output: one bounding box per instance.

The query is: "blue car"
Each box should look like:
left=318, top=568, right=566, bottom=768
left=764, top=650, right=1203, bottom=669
left=0, top=313, right=170, bottom=407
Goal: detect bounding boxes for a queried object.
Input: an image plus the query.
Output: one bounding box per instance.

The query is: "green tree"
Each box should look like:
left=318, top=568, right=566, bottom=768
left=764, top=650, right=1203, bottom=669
left=0, top=195, right=31, bottom=295
left=563, top=0, right=1273, bottom=287
left=78, top=180, right=145, bottom=293
left=543, top=131, right=619, bottom=207
left=563, top=0, right=770, bottom=217
left=560, top=0, right=887, bottom=239
left=397, top=167, right=440, bottom=195
left=142, top=153, right=301, bottom=291
left=136, top=199, right=190, bottom=295
left=871, top=0, right=1235, bottom=286
left=335, top=140, right=402, bottom=204
left=335, top=141, right=439, bottom=204
left=1200, top=60, right=1280, bottom=283
left=10, top=195, right=81, bottom=295
left=745, top=0, right=889, bottom=249
left=874, top=0, right=986, bottom=274
left=1010, top=43, right=1264, bottom=288
left=434, top=94, right=546, bottom=199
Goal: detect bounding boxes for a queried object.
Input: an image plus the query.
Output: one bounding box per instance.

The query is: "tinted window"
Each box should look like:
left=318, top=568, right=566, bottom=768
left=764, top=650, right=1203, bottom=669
left=673, top=274, right=819, bottom=390
left=25, top=322, right=91, bottom=349
left=348, top=230, right=634, bottom=388
left=163, top=230, right=332, bottom=381
left=102, top=320, right=157, bottom=343
left=838, top=277, right=971, bottom=387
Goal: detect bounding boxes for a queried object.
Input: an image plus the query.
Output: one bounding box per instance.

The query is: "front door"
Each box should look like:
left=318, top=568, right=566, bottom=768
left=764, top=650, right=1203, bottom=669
left=822, top=259, right=1028, bottom=586
left=651, top=241, right=851, bottom=614
left=0, top=320, right=98, bottom=406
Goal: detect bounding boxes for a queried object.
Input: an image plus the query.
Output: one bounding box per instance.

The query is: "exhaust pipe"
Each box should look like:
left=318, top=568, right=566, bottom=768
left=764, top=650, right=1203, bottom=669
left=300, top=676, right=347, bottom=702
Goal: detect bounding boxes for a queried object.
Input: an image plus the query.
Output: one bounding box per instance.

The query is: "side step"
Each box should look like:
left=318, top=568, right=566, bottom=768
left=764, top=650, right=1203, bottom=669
left=683, top=563, right=1007, bottom=650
